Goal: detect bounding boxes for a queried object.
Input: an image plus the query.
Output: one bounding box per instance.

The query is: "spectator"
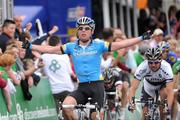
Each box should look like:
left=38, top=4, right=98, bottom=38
left=147, top=8, right=158, bottom=31
left=176, top=27, right=180, bottom=42
left=149, top=28, right=164, bottom=47
left=138, top=9, right=149, bottom=35
left=112, top=28, right=133, bottom=73
left=0, top=19, right=16, bottom=52
left=157, top=11, right=167, bottom=34
left=41, top=35, right=77, bottom=117
left=0, top=53, right=17, bottom=112
left=13, top=15, right=32, bottom=40
left=0, top=77, right=11, bottom=112
left=24, top=26, right=58, bottom=59
left=5, top=40, right=43, bottom=100
left=168, top=5, right=177, bottom=35
left=134, top=44, right=150, bottom=66
left=0, top=51, right=21, bottom=86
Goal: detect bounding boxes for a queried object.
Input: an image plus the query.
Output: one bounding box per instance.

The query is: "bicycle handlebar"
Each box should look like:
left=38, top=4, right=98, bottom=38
left=134, top=98, right=167, bottom=108
left=105, top=92, right=116, bottom=95
left=62, top=104, right=97, bottom=109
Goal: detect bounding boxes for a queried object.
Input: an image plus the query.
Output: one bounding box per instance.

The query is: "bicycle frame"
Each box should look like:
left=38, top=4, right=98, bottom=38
left=103, top=91, right=121, bottom=120
left=145, top=98, right=160, bottom=120
left=135, top=97, right=168, bottom=120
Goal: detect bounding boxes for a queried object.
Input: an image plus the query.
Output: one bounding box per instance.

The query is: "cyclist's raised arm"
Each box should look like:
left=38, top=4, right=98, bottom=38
left=110, top=30, right=151, bottom=51
left=111, top=37, right=141, bottom=51
left=22, top=40, right=63, bottom=54
left=32, top=44, right=62, bottom=54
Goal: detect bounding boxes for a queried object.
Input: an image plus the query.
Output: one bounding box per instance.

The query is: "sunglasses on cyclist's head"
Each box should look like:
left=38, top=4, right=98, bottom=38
left=148, top=60, right=161, bottom=65
left=78, top=26, right=92, bottom=31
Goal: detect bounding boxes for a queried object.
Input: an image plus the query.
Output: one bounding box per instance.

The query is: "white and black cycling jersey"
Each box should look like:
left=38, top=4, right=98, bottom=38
left=134, top=60, right=173, bottom=84
left=134, top=60, right=173, bottom=97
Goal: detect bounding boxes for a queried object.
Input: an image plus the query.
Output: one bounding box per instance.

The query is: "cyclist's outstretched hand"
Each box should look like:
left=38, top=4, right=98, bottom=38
left=141, top=30, right=152, bottom=40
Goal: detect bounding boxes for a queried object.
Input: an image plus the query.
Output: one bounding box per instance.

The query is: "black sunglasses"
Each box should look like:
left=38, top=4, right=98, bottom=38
left=148, top=60, right=161, bottom=65
left=78, top=27, right=92, bottom=31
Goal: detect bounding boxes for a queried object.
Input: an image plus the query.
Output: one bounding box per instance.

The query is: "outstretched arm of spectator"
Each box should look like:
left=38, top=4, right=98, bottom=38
left=7, top=68, right=21, bottom=85
left=117, top=62, right=131, bottom=73
left=2, top=84, right=12, bottom=112
left=0, top=77, right=11, bottom=112
left=32, top=26, right=59, bottom=45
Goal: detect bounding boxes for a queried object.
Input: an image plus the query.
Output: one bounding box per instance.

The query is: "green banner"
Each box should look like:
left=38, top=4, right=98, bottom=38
left=0, top=77, right=58, bottom=120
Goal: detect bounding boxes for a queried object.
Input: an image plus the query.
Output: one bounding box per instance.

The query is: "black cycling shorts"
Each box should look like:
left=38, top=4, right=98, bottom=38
left=69, top=81, right=104, bottom=111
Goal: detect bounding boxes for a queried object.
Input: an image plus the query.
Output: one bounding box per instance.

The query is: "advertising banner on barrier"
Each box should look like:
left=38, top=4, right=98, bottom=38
left=0, top=77, right=58, bottom=120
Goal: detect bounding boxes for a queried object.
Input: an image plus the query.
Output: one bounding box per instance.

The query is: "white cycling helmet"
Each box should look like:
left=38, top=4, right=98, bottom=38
left=103, top=67, right=122, bottom=84
left=158, top=41, right=170, bottom=51
left=145, top=47, right=162, bottom=60
left=76, top=17, right=95, bottom=30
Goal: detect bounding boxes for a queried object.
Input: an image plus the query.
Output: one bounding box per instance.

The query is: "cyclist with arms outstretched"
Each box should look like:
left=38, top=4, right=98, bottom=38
left=22, top=17, right=151, bottom=120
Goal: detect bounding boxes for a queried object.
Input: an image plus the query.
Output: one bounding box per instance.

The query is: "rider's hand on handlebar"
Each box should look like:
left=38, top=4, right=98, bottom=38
left=128, top=97, right=136, bottom=112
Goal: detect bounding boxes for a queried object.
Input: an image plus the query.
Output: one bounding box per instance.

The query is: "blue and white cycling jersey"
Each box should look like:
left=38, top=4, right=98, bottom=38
left=61, top=38, right=111, bottom=83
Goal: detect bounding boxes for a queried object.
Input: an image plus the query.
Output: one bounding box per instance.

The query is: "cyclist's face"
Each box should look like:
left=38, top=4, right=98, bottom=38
left=148, top=60, right=161, bottom=72
left=77, top=25, right=94, bottom=43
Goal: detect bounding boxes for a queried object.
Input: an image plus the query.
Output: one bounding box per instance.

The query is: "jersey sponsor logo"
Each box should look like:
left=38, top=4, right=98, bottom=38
left=160, top=68, right=169, bottom=76
left=146, top=78, right=164, bottom=82
left=74, top=50, right=98, bottom=56
left=146, top=80, right=166, bottom=86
